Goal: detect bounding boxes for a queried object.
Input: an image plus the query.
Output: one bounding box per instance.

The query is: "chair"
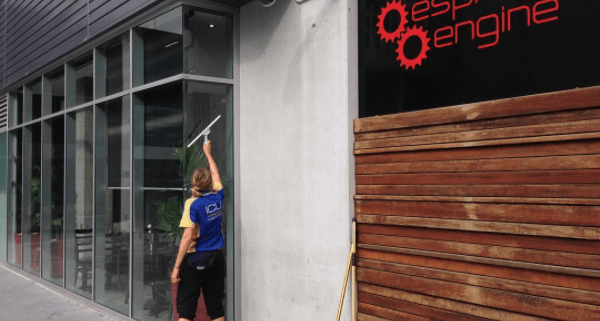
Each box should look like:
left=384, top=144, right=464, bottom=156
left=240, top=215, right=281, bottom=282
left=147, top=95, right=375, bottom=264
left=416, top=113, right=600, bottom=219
left=74, top=228, right=93, bottom=290
left=104, top=234, right=128, bottom=291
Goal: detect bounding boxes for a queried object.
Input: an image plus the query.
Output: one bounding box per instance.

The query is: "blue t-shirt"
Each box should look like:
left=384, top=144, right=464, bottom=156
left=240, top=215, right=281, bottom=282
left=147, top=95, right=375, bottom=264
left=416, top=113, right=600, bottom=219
left=179, top=183, right=225, bottom=252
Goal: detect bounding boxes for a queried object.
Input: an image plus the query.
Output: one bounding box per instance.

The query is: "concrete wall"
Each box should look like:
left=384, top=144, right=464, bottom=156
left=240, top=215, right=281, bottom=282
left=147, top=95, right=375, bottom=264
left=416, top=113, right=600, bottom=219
left=239, top=0, right=357, bottom=320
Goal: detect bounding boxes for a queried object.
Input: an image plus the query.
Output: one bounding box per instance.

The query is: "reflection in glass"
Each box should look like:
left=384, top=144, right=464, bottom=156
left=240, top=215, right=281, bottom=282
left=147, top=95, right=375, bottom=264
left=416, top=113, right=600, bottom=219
left=97, top=34, right=131, bottom=98
left=9, top=89, right=23, bottom=127
left=95, top=96, right=130, bottom=314
left=67, top=53, right=94, bottom=108
left=26, top=79, right=42, bottom=121
left=132, top=82, right=183, bottom=321
left=7, top=130, right=22, bottom=267
left=133, top=7, right=183, bottom=86
left=65, top=108, right=94, bottom=299
left=22, top=123, right=42, bottom=276
left=183, top=7, right=233, bottom=78
left=51, top=73, right=65, bottom=114
left=41, top=116, right=65, bottom=285
left=184, top=81, right=233, bottom=316
left=0, top=133, right=7, bottom=262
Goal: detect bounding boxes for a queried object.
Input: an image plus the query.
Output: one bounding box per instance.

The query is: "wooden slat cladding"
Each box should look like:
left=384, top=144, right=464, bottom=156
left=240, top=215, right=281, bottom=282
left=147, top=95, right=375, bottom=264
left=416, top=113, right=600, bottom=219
left=354, top=86, right=600, bottom=321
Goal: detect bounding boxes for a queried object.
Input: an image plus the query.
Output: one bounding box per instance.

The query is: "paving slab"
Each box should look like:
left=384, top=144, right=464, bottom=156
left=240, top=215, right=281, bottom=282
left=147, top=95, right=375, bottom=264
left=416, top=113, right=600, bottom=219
left=0, top=262, right=121, bottom=321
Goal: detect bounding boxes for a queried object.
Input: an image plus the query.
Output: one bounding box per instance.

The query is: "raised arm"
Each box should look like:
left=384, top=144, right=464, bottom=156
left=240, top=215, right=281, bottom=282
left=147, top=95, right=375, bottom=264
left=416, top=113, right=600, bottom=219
left=203, top=141, right=221, bottom=187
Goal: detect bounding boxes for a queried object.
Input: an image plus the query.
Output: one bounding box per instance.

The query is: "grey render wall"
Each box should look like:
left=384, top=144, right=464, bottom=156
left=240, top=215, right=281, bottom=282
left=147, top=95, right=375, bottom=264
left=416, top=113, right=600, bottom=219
left=239, top=0, right=358, bottom=320
left=0, top=0, right=159, bottom=93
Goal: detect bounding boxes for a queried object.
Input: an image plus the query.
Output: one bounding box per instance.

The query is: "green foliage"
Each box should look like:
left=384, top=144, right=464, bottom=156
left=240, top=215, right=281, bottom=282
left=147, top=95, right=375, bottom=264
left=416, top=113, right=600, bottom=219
left=156, top=143, right=207, bottom=244
left=156, top=196, right=184, bottom=244
left=173, top=143, right=208, bottom=190
left=30, top=177, right=41, bottom=203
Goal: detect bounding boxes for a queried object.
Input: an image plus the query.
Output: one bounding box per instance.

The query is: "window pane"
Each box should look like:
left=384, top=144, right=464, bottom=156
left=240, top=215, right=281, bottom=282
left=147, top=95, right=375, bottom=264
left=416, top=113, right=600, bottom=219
left=0, top=133, right=7, bottom=262
left=51, top=74, right=65, bottom=114
left=184, top=81, right=233, bottom=318
left=97, top=34, right=131, bottom=98
left=183, top=7, right=233, bottom=78
left=65, top=108, right=94, bottom=298
left=7, top=130, right=22, bottom=267
left=132, top=82, right=182, bottom=321
left=94, top=96, right=130, bottom=314
left=41, top=116, right=65, bottom=286
left=22, top=123, right=42, bottom=276
left=133, top=7, right=183, bottom=86
left=67, top=53, right=94, bottom=108
left=26, top=79, right=42, bottom=121
left=9, top=89, right=23, bottom=127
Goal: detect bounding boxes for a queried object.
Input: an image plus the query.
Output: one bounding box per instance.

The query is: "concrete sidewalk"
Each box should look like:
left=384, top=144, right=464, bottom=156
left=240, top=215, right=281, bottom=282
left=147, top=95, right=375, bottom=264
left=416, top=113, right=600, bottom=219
left=0, top=262, right=121, bottom=321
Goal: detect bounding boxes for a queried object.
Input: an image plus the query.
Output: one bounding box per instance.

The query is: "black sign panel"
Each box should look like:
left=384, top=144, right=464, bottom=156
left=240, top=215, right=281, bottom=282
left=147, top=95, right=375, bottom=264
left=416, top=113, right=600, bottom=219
left=359, top=0, right=600, bottom=117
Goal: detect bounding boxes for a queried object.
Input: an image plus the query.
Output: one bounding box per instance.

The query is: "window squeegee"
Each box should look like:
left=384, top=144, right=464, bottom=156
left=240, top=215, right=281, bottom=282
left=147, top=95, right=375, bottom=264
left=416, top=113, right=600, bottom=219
left=188, top=115, right=222, bottom=148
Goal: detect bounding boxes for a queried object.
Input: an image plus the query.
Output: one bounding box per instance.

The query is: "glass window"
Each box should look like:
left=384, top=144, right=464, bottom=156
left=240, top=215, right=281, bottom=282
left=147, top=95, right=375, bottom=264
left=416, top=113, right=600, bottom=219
left=8, top=88, right=23, bottom=127
left=45, top=67, right=65, bottom=115
left=184, top=81, right=233, bottom=317
left=183, top=7, right=233, bottom=78
left=0, top=133, right=7, bottom=262
left=7, top=130, right=22, bottom=267
left=94, top=96, right=130, bottom=314
left=22, top=123, right=42, bottom=276
left=96, top=34, right=131, bottom=98
left=133, top=7, right=183, bottom=86
left=25, top=79, right=42, bottom=121
left=41, top=116, right=65, bottom=286
left=132, top=82, right=183, bottom=321
left=67, top=53, right=94, bottom=108
left=65, top=108, right=94, bottom=298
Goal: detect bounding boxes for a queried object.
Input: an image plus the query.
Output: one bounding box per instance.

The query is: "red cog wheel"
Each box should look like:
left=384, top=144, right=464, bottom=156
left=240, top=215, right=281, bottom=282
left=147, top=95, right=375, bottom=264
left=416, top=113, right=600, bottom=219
left=376, top=0, right=409, bottom=43
left=395, top=25, right=431, bottom=70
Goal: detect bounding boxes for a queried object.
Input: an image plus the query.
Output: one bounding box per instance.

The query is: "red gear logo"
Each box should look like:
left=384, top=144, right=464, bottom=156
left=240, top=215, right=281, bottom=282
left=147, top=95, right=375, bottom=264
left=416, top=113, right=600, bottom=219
left=376, top=0, right=409, bottom=43
left=395, top=25, right=431, bottom=70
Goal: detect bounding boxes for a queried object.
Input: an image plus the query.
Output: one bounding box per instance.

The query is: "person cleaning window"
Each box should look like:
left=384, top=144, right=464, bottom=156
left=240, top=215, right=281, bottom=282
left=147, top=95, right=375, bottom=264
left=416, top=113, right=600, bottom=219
left=171, top=140, right=225, bottom=321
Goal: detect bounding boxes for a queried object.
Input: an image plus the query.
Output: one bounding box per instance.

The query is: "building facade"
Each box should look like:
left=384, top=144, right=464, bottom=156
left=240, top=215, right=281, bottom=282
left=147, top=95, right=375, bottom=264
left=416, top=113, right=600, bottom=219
left=1, top=0, right=599, bottom=320
left=0, top=0, right=357, bottom=320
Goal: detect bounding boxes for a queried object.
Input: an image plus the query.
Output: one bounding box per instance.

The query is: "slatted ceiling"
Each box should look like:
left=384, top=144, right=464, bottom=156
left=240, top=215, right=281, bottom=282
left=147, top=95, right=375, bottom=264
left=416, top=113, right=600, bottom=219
left=0, top=94, right=7, bottom=130
left=354, top=85, right=600, bottom=321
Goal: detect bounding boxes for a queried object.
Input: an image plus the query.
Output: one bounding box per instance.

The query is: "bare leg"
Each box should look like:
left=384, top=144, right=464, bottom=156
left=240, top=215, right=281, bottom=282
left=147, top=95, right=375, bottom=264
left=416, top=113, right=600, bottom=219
left=213, top=318, right=225, bottom=321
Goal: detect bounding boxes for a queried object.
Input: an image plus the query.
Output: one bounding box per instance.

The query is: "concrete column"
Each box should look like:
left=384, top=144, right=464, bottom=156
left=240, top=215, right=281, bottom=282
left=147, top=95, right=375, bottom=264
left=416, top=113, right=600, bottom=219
left=239, top=0, right=358, bottom=320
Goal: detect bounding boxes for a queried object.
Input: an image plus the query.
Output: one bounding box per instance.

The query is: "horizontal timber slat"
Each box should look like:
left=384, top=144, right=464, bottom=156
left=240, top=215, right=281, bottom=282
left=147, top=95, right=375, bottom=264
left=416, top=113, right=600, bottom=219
left=359, top=283, right=552, bottom=321
left=358, top=244, right=600, bottom=278
left=356, top=215, right=600, bottom=240
left=357, top=249, right=600, bottom=292
left=359, top=292, right=491, bottom=321
left=358, top=303, right=432, bottom=321
left=355, top=118, right=600, bottom=150
left=354, top=86, right=600, bottom=133
left=358, top=260, right=600, bottom=307
left=354, top=132, right=600, bottom=155
left=355, top=155, right=600, bottom=175
left=357, top=224, right=600, bottom=255
left=356, top=201, right=600, bottom=227
left=355, top=195, right=600, bottom=206
left=358, top=233, right=600, bottom=270
left=355, top=107, right=600, bottom=142
left=356, top=169, right=600, bottom=185
left=356, top=184, right=600, bottom=199
left=357, top=267, right=600, bottom=320
left=355, top=140, right=600, bottom=165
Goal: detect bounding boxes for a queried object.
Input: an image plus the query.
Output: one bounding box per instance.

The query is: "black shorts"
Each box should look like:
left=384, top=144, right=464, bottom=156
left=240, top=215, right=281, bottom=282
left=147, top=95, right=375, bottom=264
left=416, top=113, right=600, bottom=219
left=177, top=250, right=225, bottom=320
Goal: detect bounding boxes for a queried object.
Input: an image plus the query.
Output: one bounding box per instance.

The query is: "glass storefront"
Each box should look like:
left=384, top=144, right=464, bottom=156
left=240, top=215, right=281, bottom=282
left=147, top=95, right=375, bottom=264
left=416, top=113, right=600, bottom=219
left=0, top=4, right=235, bottom=320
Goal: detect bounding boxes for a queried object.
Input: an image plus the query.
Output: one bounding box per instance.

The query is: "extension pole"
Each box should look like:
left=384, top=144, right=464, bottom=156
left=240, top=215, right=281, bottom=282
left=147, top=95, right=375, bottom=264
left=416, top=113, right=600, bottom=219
left=336, top=218, right=356, bottom=321
left=351, top=219, right=357, bottom=321
left=336, top=243, right=352, bottom=321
